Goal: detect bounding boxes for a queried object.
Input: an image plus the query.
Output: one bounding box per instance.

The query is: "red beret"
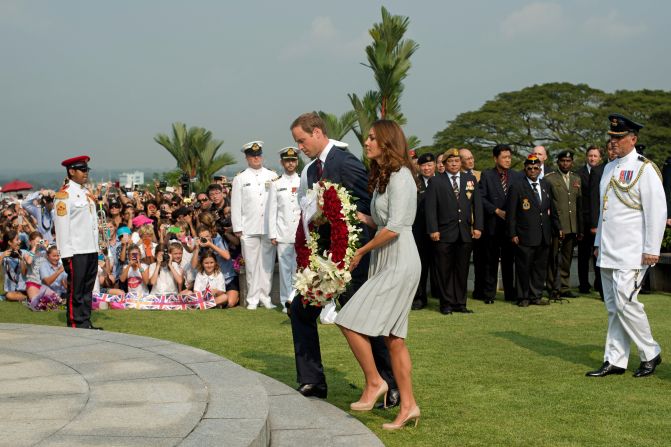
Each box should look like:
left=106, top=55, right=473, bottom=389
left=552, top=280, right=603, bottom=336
left=61, top=155, right=90, bottom=167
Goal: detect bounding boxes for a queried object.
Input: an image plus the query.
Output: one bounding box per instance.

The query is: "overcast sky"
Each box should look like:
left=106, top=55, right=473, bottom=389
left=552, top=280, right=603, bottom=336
left=1, top=0, right=670, bottom=173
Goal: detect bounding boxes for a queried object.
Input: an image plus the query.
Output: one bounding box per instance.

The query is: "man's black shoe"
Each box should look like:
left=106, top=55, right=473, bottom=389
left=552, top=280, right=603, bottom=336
left=633, top=355, right=662, bottom=378
left=517, top=299, right=530, bottom=307
left=585, top=361, right=626, bottom=377
left=454, top=308, right=474, bottom=313
left=439, top=307, right=453, bottom=315
left=560, top=291, right=578, bottom=298
left=89, top=326, right=104, bottom=331
left=579, top=287, right=591, bottom=294
left=530, top=298, right=550, bottom=306
left=376, top=387, right=400, bottom=409
left=297, top=383, right=327, bottom=399
left=484, top=299, right=494, bottom=304
left=411, top=300, right=426, bottom=310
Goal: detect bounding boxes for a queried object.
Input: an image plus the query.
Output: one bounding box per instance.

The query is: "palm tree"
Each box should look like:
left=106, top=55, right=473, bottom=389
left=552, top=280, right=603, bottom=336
left=317, top=110, right=357, bottom=140
left=364, top=6, right=419, bottom=122
left=154, top=122, right=235, bottom=192
left=349, top=91, right=379, bottom=149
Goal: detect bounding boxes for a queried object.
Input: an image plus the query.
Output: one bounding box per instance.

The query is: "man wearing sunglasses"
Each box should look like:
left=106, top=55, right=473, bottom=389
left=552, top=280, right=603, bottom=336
left=54, top=155, right=102, bottom=330
left=507, top=154, right=561, bottom=307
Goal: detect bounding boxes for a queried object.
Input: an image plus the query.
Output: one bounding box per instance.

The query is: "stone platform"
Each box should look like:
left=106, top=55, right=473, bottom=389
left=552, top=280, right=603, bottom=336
left=0, top=324, right=383, bottom=447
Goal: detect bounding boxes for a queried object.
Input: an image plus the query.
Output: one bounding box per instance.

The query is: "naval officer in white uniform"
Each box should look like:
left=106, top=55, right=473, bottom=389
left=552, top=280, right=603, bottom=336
left=54, top=155, right=102, bottom=330
left=588, top=114, right=666, bottom=378
left=267, top=147, right=301, bottom=311
left=231, top=141, right=277, bottom=309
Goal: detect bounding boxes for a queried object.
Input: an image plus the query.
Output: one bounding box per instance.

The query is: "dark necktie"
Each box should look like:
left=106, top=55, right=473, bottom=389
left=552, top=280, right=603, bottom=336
left=531, top=182, right=541, bottom=204
left=451, top=175, right=459, bottom=198
left=315, top=159, right=323, bottom=180
left=499, top=171, right=508, bottom=195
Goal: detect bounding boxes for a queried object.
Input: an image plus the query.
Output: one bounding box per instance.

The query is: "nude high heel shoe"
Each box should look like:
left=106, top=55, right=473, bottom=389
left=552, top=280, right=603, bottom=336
left=350, top=381, right=389, bottom=411
left=382, top=405, right=421, bottom=430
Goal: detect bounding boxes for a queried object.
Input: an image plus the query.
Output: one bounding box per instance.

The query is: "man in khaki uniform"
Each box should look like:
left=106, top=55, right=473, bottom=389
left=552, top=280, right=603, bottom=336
left=545, top=151, right=583, bottom=298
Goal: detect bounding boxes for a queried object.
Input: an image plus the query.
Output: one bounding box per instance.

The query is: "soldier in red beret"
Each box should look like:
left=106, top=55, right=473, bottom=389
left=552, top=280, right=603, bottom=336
left=54, top=156, right=102, bottom=330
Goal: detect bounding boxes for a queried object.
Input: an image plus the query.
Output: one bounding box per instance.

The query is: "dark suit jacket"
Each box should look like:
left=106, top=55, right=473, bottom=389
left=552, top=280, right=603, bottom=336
left=506, top=178, right=560, bottom=246
left=308, top=145, right=371, bottom=215
left=479, top=168, right=524, bottom=236
left=578, top=165, right=591, bottom=229
left=425, top=172, right=483, bottom=242
left=589, top=164, right=604, bottom=229
left=412, top=176, right=431, bottom=236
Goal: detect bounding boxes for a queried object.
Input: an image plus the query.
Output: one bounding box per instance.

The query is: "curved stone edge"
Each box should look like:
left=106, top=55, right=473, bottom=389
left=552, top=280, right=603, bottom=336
left=0, top=324, right=270, bottom=447
left=1, top=324, right=384, bottom=447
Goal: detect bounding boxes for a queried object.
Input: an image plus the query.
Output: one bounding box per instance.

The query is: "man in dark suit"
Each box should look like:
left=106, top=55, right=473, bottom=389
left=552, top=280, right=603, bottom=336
left=507, top=155, right=562, bottom=307
left=577, top=145, right=603, bottom=294
left=289, top=112, right=397, bottom=406
left=412, top=153, right=436, bottom=310
left=479, top=144, right=523, bottom=303
left=425, top=149, right=483, bottom=314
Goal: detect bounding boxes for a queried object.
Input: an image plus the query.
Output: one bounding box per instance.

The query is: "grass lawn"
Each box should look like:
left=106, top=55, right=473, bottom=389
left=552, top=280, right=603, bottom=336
left=2, top=293, right=671, bottom=447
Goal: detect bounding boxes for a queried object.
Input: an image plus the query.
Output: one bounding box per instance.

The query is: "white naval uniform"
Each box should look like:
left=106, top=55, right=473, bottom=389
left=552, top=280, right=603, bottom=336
left=594, top=149, right=666, bottom=368
left=231, top=166, right=277, bottom=308
left=54, top=181, right=99, bottom=258
left=267, top=172, right=301, bottom=305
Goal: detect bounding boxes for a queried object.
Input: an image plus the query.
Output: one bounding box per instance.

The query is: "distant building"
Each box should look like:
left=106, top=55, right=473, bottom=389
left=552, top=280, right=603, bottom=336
left=119, top=171, right=144, bottom=189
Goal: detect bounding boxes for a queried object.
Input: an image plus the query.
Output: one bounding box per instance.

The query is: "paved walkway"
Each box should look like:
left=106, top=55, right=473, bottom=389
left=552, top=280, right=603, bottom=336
left=0, top=324, right=383, bottom=447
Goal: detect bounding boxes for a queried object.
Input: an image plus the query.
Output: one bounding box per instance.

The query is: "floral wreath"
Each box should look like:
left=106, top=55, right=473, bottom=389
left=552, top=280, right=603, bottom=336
left=294, top=180, right=361, bottom=307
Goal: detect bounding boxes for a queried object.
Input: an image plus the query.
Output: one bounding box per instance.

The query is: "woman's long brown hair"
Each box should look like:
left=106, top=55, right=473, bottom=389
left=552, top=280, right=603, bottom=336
left=368, top=120, right=418, bottom=194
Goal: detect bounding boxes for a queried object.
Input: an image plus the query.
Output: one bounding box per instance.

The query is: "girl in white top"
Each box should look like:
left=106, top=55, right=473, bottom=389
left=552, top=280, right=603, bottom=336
left=148, top=244, right=183, bottom=294
left=119, top=244, right=149, bottom=295
left=192, top=249, right=230, bottom=308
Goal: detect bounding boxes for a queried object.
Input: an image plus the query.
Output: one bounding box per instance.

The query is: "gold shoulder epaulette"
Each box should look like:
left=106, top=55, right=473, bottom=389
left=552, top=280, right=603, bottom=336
left=54, top=191, right=69, bottom=200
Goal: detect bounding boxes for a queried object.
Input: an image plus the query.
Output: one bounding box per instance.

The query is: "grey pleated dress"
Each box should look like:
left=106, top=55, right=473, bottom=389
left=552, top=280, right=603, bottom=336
left=335, top=166, right=421, bottom=338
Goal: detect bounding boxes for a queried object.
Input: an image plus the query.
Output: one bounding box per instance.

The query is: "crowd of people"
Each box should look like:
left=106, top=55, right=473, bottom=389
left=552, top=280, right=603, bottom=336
left=1, top=111, right=669, bottom=428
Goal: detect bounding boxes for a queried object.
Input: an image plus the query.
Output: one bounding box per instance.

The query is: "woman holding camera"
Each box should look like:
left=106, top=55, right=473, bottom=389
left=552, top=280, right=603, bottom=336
left=1, top=229, right=29, bottom=301
left=119, top=244, right=150, bottom=295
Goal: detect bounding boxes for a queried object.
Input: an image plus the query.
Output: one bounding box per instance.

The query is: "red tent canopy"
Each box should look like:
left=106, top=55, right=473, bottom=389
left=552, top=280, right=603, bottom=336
left=2, top=180, right=33, bottom=193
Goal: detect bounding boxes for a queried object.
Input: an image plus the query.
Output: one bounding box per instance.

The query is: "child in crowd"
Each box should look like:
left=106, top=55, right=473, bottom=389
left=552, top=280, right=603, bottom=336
left=24, top=231, right=49, bottom=300
left=119, top=244, right=149, bottom=295
left=148, top=243, right=183, bottom=294
left=1, top=229, right=28, bottom=301
left=39, top=245, right=68, bottom=299
left=191, top=225, right=239, bottom=307
left=191, top=249, right=235, bottom=307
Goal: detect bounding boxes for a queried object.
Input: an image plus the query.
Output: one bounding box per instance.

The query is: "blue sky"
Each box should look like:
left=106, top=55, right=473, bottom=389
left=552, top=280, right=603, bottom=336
left=1, top=0, right=669, bottom=173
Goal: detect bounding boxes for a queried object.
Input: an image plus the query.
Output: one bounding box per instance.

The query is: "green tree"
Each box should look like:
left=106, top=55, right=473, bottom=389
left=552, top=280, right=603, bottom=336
left=154, top=122, right=235, bottom=192
left=317, top=110, right=357, bottom=140
left=349, top=7, right=419, bottom=153
left=434, top=83, right=608, bottom=168
left=601, top=89, right=671, bottom=163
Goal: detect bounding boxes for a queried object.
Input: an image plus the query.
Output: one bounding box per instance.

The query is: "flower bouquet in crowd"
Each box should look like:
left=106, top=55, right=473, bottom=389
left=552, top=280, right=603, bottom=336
left=294, top=180, right=361, bottom=307
left=232, top=254, right=245, bottom=273
left=25, top=286, right=63, bottom=311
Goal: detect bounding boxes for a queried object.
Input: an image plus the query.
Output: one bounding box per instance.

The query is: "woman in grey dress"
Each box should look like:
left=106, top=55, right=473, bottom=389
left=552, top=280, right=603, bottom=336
left=335, top=120, right=421, bottom=430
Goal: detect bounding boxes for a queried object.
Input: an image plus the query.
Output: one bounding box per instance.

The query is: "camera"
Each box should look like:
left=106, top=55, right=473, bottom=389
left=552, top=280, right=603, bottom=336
left=9, top=250, right=20, bottom=259
left=200, top=237, right=208, bottom=245
left=161, top=247, right=170, bottom=267
left=158, top=181, right=168, bottom=189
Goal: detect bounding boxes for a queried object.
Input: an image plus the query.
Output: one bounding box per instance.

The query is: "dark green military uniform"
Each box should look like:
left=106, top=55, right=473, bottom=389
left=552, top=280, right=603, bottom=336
left=545, top=155, right=583, bottom=296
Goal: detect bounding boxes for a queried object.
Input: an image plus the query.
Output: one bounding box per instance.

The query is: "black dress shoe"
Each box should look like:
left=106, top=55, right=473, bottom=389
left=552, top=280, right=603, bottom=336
left=530, top=298, right=550, bottom=306
left=585, top=361, right=626, bottom=377
left=454, top=308, right=474, bottom=313
left=560, top=291, right=578, bottom=298
left=484, top=299, right=494, bottom=304
left=297, top=383, right=328, bottom=399
left=633, top=355, right=662, bottom=378
left=89, top=326, right=104, bottom=331
left=579, top=287, right=591, bottom=294
left=517, top=300, right=530, bottom=307
left=376, top=387, right=400, bottom=409
left=411, top=300, right=426, bottom=310
left=439, top=307, right=453, bottom=315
